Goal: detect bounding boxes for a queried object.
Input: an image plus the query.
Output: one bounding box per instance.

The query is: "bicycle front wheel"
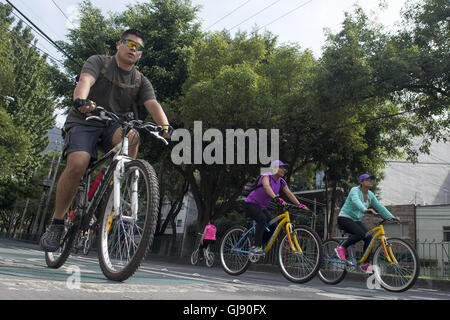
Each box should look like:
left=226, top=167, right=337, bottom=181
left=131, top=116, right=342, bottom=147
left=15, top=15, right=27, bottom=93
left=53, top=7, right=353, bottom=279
left=98, top=159, right=159, bottom=282
left=205, top=250, right=215, bottom=268
left=278, top=225, right=323, bottom=283
left=191, top=249, right=199, bottom=265
left=220, top=226, right=251, bottom=276
left=83, top=235, right=92, bottom=255
left=317, top=239, right=347, bottom=285
left=373, top=237, right=419, bottom=292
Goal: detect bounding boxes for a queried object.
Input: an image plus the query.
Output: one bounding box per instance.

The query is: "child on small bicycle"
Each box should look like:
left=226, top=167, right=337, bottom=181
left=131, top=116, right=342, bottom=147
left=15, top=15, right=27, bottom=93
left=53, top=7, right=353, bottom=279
left=244, top=160, right=308, bottom=255
left=335, top=174, right=400, bottom=273
left=199, top=220, right=216, bottom=260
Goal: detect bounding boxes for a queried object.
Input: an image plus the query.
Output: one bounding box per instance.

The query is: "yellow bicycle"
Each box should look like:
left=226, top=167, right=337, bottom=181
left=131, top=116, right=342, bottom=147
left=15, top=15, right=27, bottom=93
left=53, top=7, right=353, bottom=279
left=318, top=215, right=419, bottom=292
left=220, top=203, right=323, bottom=283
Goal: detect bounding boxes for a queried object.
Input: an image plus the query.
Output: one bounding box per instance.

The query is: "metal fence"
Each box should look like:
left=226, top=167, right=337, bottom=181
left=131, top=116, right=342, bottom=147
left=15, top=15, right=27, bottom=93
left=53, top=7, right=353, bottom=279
left=416, top=240, right=450, bottom=280
left=209, top=237, right=450, bottom=281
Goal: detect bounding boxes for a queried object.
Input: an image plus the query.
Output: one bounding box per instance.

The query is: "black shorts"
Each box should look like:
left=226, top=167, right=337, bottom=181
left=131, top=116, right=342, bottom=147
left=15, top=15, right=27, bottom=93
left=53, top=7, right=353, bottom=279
left=62, top=123, right=121, bottom=160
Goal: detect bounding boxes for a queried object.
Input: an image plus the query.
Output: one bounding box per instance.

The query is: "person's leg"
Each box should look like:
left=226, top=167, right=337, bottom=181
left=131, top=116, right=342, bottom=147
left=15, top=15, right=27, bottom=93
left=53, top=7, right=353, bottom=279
left=108, top=126, right=140, bottom=158
left=355, top=221, right=372, bottom=252
left=204, top=240, right=214, bottom=251
left=338, top=217, right=367, bottom=249
left=53, top=151, right=91, bottom=220
left=201, top=240, right=212, bottom=257
left=40, top=125, right=99, bottom=252
left=262, top=209, right=275, bottom=245
left=244, top=202, right=267, bottom=249
left=198, top=241, right=206, bottom=259
left=354, top=221, right=374, bottom=272
left=335, top=216, right=367, bottom=261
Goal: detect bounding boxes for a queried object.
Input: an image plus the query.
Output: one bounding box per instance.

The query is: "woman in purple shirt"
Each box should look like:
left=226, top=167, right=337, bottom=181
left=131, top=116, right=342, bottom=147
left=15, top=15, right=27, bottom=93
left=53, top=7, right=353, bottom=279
left=244, top=160, right=308, bottom=255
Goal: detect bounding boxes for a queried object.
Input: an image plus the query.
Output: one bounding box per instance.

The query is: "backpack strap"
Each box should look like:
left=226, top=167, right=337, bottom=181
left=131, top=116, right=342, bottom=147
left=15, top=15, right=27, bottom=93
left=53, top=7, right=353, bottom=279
left=133, top=68, right=142, bottom=119
left=100, top=55, right=142, bottom=90
left=100, top=55, right=143, bottom=119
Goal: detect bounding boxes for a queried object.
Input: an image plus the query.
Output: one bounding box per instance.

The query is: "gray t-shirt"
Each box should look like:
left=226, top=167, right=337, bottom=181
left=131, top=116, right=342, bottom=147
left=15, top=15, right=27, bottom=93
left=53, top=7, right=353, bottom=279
left=65, top=55, right=156, bottom=127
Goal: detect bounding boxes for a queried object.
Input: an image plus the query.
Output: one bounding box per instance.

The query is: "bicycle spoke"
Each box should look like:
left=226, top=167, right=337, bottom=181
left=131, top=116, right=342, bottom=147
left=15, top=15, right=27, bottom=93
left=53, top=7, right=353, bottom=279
left=374, top=238, right=419, bottom=292
left=220, top=227, right=251, bottom=275
left=99, top=163, right=156, bottom=278
left=279, top=226, right=322, bottom=283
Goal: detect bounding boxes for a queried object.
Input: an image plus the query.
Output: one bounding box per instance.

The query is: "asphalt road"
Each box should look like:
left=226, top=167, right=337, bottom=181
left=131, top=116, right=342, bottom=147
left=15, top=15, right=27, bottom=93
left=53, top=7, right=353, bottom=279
left=0, top=238, right=448, bottom=304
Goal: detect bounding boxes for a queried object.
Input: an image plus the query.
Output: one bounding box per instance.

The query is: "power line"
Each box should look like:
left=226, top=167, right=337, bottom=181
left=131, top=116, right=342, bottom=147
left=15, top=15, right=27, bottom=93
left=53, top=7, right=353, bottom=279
left=50, top=0, right=72, bottom=24
left=5, top=0, right=82, bottom=68
left=324, top=104, right=445, bottom=133
left=387, top=160, right=450, bottom=165
left=16, top=0, right=65, bottom=41
left=229, top=0, right=283, bottom=31
left=206, top=0, right=253, bottom=30
left=9, top=10, right=66, bottom=67
left=255, top=0, right=313, bottom=32
left=50, top=0, right=100, bottom=56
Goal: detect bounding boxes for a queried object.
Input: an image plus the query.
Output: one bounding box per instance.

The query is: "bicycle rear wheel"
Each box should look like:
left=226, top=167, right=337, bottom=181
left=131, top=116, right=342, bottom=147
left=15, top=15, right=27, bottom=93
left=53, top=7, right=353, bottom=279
left=373, top=238, right=419, bottom=292
left=220, top=226, right=251, bottom=276
left=97, top=159, right=159, bottom=282
left=45, top=198, right=81, bottom=268
left=317, top=239, right=347, bottom=284
left=278, top=225, right=322, bottom=283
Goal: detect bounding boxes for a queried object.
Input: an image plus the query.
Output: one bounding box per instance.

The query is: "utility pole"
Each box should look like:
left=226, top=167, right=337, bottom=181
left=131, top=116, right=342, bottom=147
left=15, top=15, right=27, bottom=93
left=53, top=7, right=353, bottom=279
left=38, top=149, right=62, bottom=236
left=31, top=151, right=56, bottom=235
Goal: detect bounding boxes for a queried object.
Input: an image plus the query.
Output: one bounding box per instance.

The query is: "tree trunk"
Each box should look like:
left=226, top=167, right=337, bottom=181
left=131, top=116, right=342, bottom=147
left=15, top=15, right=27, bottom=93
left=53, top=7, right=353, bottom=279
left=156, top=159, right=166, bottom=235
left=328, top=179, right=338, bottom=238
left=158, top=179, right=189, bottom=235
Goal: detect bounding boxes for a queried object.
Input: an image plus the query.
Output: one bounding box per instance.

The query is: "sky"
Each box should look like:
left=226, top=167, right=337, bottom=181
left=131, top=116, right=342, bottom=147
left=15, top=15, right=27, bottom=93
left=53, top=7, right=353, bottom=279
left=5, top=0, right=409, bottom=59
left=2, top=0, right=409, bottom=126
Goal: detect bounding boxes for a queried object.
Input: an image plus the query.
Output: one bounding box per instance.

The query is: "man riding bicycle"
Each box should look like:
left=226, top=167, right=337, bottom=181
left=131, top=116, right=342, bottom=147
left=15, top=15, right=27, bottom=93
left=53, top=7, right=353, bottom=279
left=40, top=29, right=172, bottom=252
left=244, top=160, right=309, bottom=255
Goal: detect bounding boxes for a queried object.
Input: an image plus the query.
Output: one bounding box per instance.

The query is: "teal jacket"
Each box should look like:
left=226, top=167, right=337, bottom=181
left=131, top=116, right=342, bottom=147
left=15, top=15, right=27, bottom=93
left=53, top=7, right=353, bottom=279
left=339, top=186, right=395, bottom=221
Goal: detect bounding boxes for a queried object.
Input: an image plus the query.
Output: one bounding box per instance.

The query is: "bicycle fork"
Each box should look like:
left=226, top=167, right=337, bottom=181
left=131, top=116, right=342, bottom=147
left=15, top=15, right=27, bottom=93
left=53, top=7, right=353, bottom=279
left=285, top=223, right=303, bottom=255
left=112, top=137, right=139, bottom=223
left=380, top=237, right=399, bottom=265
left=359, top=228, right=398, bottom=266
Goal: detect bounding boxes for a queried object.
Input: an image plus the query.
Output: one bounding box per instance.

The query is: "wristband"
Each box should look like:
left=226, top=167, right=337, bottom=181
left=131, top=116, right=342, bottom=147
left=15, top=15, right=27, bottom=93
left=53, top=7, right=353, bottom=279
left=161, top=125, right=169, bottom=131
left=274, top=197, right=284, bottom=203
left=298, top=204, right=306, bottom=209
left=74, top=98, right=95, bottom=110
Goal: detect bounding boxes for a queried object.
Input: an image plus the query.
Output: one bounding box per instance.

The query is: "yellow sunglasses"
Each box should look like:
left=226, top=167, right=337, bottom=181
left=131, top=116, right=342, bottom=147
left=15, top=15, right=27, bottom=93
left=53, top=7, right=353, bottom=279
left=122, top=39, right=144, bottom=52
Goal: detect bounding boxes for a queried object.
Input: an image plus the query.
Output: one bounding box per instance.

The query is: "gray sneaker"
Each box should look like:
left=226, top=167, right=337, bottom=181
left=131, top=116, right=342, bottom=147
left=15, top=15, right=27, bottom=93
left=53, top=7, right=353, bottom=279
left=40, top=224, right=64, bottom=252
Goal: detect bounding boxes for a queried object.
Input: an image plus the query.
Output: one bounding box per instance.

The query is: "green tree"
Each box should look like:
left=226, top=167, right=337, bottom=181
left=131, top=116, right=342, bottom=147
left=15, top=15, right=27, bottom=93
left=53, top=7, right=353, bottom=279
left=306, top=1, right=449, bottom=235
left=377, top=0, right=449, bottom=155
left=55, top=0, right=203, bottom=234
left=172, top=31, right=280, bottom=229
left=0, top=4, right=56, bottom=209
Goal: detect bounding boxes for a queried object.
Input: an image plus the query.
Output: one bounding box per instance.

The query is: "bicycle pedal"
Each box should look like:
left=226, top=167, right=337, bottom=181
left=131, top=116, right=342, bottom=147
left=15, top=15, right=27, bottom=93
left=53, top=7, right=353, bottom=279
left=249, top=253, right=261, bottom=263
left=345, top=260, right=355, bottom=266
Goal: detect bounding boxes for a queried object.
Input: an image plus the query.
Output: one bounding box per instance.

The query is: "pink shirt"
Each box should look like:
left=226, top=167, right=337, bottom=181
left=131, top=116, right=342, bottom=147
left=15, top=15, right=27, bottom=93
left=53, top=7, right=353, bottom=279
left=203, top=224, right=216, bottom=240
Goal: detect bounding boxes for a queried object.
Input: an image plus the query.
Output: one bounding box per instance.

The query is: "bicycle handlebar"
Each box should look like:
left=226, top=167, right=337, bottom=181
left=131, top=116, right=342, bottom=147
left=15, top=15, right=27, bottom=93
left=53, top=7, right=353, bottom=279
left=86, top=106, right=169, bottom=145
left=275, top=201, right=313, bottom=215
left=365, top=210, right=399, bottom=225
